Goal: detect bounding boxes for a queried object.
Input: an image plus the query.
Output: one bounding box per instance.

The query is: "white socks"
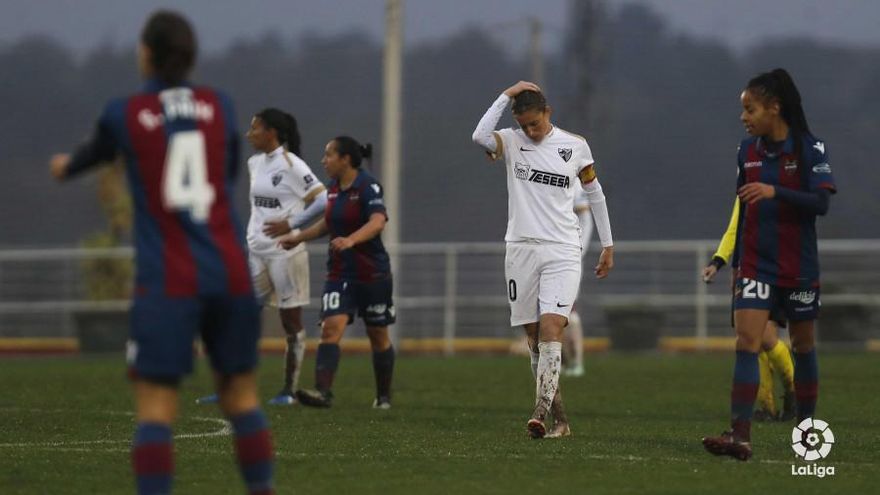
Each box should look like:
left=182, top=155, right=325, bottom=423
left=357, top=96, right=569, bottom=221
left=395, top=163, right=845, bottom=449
left=293, top=330, right=306, bottom=391
left=535, top=341, right=563, bottom=413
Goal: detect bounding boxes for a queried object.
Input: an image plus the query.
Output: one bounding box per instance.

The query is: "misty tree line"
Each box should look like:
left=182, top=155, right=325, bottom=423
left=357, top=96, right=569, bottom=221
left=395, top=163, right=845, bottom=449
left=1, top=3, right=877, bottom=247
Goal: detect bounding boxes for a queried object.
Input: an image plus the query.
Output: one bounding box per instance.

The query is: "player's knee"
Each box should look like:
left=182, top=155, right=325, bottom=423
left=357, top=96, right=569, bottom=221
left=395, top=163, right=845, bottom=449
left=734, top=329, right=762, bottom=352
left=789, top=333, right=815, bottom=353
left=280, top=308, right=303, bottom=334
left=216, top=373, right=259, bottom=416
left=538, top=315, right=566, bottom=342
left=320, top=321, right=345, bottom=343
left=366, top=326, right=391, bottom=350
left=133, top=381, right=179, bottom=423
left=788, top=321, right=816, bottom=353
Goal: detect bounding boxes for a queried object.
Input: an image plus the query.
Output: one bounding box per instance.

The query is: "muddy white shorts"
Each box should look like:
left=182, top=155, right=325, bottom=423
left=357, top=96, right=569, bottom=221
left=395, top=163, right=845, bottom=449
left=505, top=240, right=582, bottom=326
left=249, top=250, right=310, bottom=309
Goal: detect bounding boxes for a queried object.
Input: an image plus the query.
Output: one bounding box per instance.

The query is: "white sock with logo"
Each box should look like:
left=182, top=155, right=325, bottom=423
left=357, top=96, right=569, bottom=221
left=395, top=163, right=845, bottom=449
left=536, top=341, right=563, bottom=415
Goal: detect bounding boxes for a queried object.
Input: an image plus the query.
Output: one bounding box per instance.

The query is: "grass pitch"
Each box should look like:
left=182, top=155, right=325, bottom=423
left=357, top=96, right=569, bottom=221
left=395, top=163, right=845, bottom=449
left=1, top=352, right=878, bottom=494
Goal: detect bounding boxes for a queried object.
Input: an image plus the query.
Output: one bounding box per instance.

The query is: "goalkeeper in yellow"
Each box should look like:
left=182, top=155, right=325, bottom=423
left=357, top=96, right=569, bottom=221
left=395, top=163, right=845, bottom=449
left=702, top=198, right=796, bottom=421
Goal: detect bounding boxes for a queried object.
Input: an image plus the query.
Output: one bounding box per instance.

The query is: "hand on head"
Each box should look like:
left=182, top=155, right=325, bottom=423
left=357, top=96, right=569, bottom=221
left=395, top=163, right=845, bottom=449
left=504, top=81, right=541, bottom=98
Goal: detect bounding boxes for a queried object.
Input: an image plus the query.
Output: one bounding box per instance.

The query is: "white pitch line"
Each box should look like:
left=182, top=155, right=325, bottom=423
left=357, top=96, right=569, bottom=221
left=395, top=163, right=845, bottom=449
left=0, top=407, right=230, bottom=448
left=1, top=407, right=873, bottom=467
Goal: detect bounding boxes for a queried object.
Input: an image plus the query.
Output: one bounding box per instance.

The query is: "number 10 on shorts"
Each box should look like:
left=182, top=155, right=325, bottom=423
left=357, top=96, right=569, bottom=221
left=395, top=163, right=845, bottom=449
left=323, top=292, right=341, bottom=311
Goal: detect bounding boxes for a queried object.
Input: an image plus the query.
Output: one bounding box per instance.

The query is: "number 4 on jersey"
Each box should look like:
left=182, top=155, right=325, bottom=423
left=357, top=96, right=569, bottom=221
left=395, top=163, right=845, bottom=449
left=162, top=130, right=216, bottom=222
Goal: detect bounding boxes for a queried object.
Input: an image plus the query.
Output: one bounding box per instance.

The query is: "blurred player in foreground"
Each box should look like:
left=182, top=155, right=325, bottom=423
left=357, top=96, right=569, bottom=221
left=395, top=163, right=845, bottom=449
left=50, top=11, right=274, bottom=494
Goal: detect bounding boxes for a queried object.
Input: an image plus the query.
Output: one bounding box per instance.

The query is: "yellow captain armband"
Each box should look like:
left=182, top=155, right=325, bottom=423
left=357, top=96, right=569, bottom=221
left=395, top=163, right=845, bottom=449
left=579, top=164, right=597, bottom=184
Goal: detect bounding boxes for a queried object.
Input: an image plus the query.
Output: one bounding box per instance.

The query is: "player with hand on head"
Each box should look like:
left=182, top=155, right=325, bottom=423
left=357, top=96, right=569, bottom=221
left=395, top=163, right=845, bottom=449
left=702, top=198, right=796, bottom=421
left=49, top=11, right=275, bottom=494
left=703, top=68, right=836, bottom=461
left=472, top=80, right=614, bottom=439
left=279, top=136, right=396, bottom=410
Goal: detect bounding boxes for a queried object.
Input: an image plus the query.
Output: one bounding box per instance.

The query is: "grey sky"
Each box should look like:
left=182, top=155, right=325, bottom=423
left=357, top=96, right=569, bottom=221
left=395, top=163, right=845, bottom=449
left=1, top=0, right=879, bottom=55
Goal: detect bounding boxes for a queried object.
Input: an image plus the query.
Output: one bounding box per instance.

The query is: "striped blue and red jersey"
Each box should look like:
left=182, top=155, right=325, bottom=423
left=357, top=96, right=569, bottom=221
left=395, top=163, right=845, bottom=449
left=66, top=78, right=251, bottom=298
left=324, top=169, right=391, bottom=282
left=734, top=133, right=836, bottom=288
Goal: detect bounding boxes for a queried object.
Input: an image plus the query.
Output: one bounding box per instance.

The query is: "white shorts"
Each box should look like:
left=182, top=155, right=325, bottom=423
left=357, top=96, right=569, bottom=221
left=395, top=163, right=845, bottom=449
left=249, top=250, right=310, bottom=309
left=505, top=241, right=582, bottom=326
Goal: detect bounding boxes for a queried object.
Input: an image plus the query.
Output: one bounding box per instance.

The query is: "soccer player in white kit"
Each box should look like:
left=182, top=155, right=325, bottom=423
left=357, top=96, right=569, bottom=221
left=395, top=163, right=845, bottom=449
left=472, top=81, right=614, bottom=439
left=248, top=108, right=327, bottom=405
left=203, top=108, right=327, bottom=407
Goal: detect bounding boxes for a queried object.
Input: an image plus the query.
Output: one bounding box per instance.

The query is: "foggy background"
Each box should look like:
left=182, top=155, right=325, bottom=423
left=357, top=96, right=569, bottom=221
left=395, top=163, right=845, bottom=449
left=1, top=0, right=878, bottom=247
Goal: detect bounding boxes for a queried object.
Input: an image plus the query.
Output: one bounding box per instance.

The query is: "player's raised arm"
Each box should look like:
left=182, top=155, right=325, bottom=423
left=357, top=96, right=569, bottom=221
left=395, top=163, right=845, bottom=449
left=472, top=81, right=541, bottom=159
left=49, top=107, right=119, bottom=181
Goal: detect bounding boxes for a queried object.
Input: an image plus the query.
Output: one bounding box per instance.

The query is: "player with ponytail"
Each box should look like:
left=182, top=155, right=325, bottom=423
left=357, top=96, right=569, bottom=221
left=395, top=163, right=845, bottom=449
left=197, top=107, right=327, bottom=406
left=703, top=69, right=837, bottom=461
left=280, top=135, right=396, bottom=410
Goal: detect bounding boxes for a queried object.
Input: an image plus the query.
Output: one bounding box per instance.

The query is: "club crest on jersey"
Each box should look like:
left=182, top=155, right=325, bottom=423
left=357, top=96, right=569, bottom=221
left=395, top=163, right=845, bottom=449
left=271, top=173, right=283, bottom=187
left=514, top=162, right=531, bottom=180
left=558, top=148, right=573, bottom=162
left=784, top=159, right=799, bottom=175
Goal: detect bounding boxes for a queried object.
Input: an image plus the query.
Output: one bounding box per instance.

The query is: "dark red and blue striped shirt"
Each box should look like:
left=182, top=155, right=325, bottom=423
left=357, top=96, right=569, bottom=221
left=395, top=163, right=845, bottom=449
left=734, top=133, right=836, bottom=288
left=325, top=170, right=391, bottom=282
left=66, top=78, right=251, bottom=298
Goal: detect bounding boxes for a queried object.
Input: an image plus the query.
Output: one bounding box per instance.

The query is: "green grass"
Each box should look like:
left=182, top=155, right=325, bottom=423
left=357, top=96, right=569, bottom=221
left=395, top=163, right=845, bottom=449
left=1, top=353, right=878, bottom=494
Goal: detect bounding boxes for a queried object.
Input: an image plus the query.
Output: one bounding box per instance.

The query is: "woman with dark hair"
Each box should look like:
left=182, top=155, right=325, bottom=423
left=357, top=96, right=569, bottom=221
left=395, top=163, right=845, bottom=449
left=49, top=11, right=275, bottom=494
left=197, top=108, right=327, bottom=406
left=703, top=68, right=836, bottom=461
left=280, top=136, right=396, bottom=409
left=248, top=108, right=325, bottom=405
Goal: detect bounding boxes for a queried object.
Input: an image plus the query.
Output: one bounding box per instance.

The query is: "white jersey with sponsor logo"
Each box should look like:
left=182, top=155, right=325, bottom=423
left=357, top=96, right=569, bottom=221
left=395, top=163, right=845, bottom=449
left=495, top=126, right=594, bottom=247
left=247, top=146, right=323, bottom=257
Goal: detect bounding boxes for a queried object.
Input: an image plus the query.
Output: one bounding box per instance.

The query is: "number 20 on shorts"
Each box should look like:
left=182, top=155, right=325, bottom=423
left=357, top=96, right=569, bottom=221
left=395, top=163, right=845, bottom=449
left=741, top=278, right=770, bottom=300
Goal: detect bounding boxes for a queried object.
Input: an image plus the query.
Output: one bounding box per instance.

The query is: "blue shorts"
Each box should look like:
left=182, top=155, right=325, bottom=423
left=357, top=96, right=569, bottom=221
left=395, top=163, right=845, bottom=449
left=320, top=278, right=396, bottom=327
left=733, top=278, right=820, bottom=322
left=127, top=294, right=261, bottom=382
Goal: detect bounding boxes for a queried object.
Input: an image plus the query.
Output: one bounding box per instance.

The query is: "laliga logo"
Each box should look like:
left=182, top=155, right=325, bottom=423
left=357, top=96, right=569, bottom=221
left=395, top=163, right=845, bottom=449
left=791, top=418, right=836, bottom=478
left=792, top=418, right=834, bottom=460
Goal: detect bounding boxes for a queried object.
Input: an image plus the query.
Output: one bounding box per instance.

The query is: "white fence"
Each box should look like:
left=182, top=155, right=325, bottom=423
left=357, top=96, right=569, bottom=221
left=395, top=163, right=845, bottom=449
left=1, top=240, right=879, bottom=348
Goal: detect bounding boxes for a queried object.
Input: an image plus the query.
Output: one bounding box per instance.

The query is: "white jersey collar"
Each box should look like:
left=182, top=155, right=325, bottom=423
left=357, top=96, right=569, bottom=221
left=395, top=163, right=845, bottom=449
left=266, top=146, right=285, bottom=159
